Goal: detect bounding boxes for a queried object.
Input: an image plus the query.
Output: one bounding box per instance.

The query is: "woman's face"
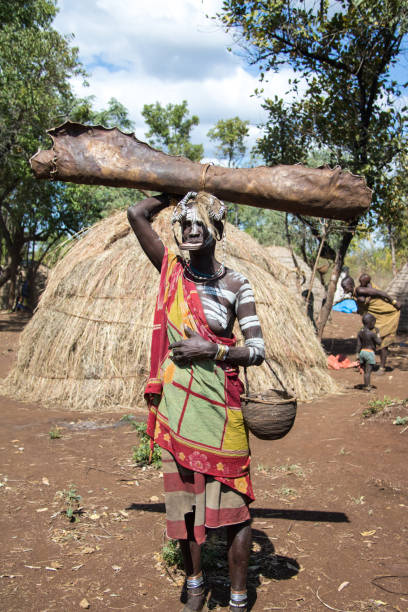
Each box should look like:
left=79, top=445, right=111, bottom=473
left=341, top=277, right=355, bottom=293
left=359, top=274, right=370, bottom=287
left=180, top=206, right=213, bottom=251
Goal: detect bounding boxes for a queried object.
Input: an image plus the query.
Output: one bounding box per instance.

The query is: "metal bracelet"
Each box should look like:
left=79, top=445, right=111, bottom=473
left=215, top=344, right=228, bottom=361
left=186, top=574, right=204, bottom=589
left=230, top=591, right=247, bottom=603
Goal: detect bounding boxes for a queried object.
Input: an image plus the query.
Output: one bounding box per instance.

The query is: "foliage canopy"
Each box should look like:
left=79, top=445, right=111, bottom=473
left=142, top=100, right=204, bottom=162
left=0, top=0, right=136, bottom=307
left=207, top=117, right=249, bottom=167
left=216, top=0, right=408, bottom=332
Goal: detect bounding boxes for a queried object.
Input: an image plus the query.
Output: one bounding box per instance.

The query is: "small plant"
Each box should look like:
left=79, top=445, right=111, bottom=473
left=393, top=416, right=408, bottom=426
left=162, top=539, right=184, bottom=568
left=363, top=396, right=396, bottom=418
left=287, top=464, right=304, bottom=477
left=161, top=534, right=224, bottom=570
left=61, top=484, right=81, bottom=521
left=49, top=426, right=62, bottom=439
left=132, top=422, right=162, bottom=468
left=351, top=495, right=365, bottom=505
left=278, top=486, right=297, bottom=497
left=275, top=463, right=304, bottom=477
left=120, top=414, right=136, bottom=423
left=256, top=463, right=271, bottom=474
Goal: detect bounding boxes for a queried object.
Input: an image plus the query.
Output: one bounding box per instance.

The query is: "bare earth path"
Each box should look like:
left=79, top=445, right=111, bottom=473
left=0, top=311, right=407, bottom=612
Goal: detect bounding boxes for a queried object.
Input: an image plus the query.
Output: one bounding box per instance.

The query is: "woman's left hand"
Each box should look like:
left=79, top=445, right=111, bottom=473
left=169, top=326, right=216, bottom=365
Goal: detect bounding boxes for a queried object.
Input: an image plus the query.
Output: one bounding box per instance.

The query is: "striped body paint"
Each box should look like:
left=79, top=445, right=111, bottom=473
left=195, top=268, right=265, bottom=366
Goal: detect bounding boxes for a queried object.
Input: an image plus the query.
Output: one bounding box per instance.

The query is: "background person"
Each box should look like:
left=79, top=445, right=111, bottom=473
left=341, top=274, right=401, bottom=374
left=356, top=313, right=381, bottom=390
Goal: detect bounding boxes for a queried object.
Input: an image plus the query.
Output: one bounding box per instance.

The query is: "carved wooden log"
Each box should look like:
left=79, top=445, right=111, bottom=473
left=30, top=121, right=371, bottom=220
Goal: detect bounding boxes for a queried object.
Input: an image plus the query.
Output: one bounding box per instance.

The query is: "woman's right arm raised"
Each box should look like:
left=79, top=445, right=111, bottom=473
left=127, top=194, right=172, bottom=272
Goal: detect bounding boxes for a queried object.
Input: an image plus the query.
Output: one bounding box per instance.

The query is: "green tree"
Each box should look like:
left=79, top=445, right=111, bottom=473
left=207, top=116, right=250, bottom=225
left=207, top=117, right=249, bottom=167
left=0, top=0, right=84, bottom=304
left=254, top=97, right=312, bottom=167
left=375, top=142, right=408, bottom=275
left=141, top=100, right=204, bottom=162
left=0, top=1, right=135, bottom=308
left=0, top=0, right=57, bottom=29
left=70, top=95, right=135, bottom=132
left=217, top=0, right=408, bottom=336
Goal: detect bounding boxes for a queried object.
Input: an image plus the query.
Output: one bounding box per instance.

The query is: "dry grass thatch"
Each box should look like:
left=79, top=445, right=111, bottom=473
left=387, top=262, right=408, bottom=334
left=1, top=209, right=338, bottom=411
left=266, top=245, right=326, bottom=309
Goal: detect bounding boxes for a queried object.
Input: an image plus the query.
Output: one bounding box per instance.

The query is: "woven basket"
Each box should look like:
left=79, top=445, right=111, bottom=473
left=241, top=361, right=297, bottom=440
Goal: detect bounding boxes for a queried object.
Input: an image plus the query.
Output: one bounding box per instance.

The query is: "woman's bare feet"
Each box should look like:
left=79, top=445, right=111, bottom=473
left=182, top=584, right=206, bottom=611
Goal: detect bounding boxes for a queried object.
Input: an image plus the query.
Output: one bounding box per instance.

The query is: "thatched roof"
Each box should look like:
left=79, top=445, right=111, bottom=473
left=266, top=246, right=326, bottom=309
left=1, top=209, right=338, bottom=411
left=387, top=262, right=408, bottom=334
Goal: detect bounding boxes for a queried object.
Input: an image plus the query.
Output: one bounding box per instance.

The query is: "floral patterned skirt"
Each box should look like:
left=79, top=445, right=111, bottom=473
left=162, top=449, right=251, bottom=545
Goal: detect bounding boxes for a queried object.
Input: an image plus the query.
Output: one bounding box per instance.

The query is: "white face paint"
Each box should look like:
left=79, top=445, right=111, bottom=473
left=180, top=204, right=214, bottom=250
left=185, top=206, right=200, bottom=233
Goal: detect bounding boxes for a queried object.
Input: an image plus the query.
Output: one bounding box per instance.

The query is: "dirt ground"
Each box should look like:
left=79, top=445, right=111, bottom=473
left=0, top=310, right=407, bottom=612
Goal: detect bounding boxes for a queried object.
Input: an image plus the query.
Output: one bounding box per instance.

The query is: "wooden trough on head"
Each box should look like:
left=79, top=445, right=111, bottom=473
left=30, top=121, right=372, bottom=220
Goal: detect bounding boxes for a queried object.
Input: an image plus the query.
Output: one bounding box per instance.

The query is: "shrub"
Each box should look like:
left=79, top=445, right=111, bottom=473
left=132, top=422, right=162, bottom=468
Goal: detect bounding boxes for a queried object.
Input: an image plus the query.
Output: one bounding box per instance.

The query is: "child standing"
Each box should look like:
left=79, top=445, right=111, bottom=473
left=356, top=313, right=381, bottom=390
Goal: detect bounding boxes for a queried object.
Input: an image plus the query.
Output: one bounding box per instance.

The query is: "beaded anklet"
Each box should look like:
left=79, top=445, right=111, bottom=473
left=186, top=573, right=204, bottom=590
left=229, top=590, right=248, bottom=609
left=183, top=573, right=206, bottom=612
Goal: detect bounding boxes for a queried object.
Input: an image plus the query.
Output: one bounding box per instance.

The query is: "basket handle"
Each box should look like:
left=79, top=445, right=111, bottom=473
left=244, top=359, right=295, bottom=399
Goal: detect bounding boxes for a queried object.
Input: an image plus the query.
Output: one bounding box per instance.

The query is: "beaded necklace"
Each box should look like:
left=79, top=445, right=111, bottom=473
left=184, top=262, right=225, bottom=283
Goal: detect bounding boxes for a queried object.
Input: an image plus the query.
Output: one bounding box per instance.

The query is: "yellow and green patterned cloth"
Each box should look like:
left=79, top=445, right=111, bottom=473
left=145, top=249, right=253, bottom=500
left=356, top=284, right=400, bottom=349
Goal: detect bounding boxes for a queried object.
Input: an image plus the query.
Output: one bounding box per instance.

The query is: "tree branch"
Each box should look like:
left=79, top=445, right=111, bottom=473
left=0, top=207, right=13, bottom=250
left=260, top=31, right=355, bottom=75
left=0, top=266, right=12, bottom=290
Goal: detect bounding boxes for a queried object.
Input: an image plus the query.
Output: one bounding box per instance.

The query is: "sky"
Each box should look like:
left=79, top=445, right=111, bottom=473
left=53, top=0, right=296, bottom=161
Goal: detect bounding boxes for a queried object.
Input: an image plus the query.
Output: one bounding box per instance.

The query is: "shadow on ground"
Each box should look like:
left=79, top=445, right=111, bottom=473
left=0, top=313, right=31, bottom=332
left=322, top=337, right=357, bottom=355
left=127, top=503, right=348, bottom=610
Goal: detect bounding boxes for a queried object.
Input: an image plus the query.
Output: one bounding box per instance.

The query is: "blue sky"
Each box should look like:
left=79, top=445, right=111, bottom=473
left=53, top=0, right=407, bottom=163
left=53, top=0, right=297, bottom=161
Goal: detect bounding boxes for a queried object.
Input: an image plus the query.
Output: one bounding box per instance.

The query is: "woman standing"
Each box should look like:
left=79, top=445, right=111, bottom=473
left=341, top=274, right=401, bottom=373
left=128, top=191, right=265, bottom=612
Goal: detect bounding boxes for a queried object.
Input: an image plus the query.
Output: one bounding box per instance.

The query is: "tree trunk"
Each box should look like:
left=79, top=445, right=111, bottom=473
left=388, top=225, right=397, bottom=278
left=8, top=259, right=19, bottom=310
left=6, top=243, right=23, bottom=310
left=316, top=229, right=354, bottom=339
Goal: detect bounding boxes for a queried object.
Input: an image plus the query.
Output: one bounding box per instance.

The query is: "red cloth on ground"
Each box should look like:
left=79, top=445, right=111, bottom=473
left=327, top=354, right=359, bottom=370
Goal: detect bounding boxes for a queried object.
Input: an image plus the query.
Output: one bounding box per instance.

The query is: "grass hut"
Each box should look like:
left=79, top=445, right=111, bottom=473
left=266, top=246, right=326, bottom=310
left=387, top=262, right=408, bottom=334
left=1, top=209, right=338, bottom=411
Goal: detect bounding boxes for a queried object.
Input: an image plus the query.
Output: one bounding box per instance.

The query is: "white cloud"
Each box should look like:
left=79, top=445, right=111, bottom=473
left=54, top=0, right=297, bottom=159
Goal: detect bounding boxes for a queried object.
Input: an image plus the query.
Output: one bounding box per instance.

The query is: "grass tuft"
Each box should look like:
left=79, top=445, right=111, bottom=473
left=132, top=422, right=162, bottom=468
left=49, top=426, right=62, bottom=439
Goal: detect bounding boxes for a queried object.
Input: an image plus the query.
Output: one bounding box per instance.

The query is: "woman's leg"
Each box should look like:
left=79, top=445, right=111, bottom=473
left=379, top=347, right=388, bottom=370
left=227, top=521, right=251, bottom=610
left=364, top=364, right=373, bottom=387
left=179, top=512, right=206, bottom=612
